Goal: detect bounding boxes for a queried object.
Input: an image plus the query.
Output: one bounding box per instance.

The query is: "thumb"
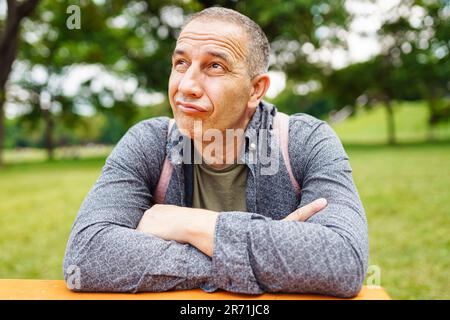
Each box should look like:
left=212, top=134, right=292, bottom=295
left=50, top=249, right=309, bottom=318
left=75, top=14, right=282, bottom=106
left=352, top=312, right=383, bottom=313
left=282, top=198, right=328, bottom=222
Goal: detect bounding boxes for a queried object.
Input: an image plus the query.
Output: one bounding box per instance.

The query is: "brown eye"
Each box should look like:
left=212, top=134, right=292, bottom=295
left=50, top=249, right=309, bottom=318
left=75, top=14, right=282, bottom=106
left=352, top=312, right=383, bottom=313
left=174, top=59, right=188, bottom=71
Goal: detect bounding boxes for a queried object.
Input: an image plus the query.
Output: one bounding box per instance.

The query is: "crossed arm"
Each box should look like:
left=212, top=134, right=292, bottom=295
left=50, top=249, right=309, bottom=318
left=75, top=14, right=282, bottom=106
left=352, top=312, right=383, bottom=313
left=63, top=118, right=368, bottom=297
left=136, top=199, right=328, bottom=257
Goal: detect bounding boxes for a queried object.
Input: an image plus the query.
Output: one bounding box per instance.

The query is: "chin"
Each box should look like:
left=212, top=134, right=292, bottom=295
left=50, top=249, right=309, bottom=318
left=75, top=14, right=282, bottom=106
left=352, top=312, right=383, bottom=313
left=173, top=115, right=196, bottom=139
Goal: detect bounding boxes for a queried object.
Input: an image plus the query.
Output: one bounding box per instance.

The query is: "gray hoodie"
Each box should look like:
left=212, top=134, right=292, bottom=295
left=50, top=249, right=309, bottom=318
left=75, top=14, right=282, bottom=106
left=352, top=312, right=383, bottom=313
left=63, top=101, right=369, bottom=297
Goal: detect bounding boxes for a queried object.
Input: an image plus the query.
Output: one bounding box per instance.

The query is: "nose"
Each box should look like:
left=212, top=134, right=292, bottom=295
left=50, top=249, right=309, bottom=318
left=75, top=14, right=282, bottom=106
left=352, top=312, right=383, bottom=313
left=177, top=64, right=203, bottom=99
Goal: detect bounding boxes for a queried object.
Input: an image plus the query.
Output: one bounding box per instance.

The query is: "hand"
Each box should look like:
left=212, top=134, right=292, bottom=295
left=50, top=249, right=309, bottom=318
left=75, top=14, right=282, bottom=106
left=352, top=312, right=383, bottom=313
left=136, top=204, right=194, bottom=243
left=136, top=204, right=219, bottom=256
left=282, top=198, right=328, bottom=222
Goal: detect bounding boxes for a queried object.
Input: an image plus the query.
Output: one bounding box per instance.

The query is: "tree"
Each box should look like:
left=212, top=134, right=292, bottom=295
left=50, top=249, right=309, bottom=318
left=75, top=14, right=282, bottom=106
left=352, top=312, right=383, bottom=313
left=9, top=0, right=176, bottom=160
left=323, top=56, right=411, bottom=145
left=237, top=0, right=349, bottom=116
left=0, top=0, right=39, bottom=165
left=321, top=0, right=449, bottom=145
left=376, top=0, right=450, bottom=141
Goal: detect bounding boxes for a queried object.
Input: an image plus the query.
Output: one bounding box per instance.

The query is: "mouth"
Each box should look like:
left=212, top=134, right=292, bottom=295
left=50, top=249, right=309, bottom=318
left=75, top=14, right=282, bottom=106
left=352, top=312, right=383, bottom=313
left=176, top=101, right=209, bottom=115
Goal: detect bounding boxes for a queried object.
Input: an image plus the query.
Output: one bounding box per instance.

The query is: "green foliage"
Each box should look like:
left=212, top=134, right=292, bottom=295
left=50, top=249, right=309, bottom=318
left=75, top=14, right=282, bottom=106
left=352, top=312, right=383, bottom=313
left=270, top=81, right=333, bottom=118
left=321, top=0, right=450, bottom=135
left=98, top=113, right=129, bottom=145
left=1, top=0, right=448, bottom=151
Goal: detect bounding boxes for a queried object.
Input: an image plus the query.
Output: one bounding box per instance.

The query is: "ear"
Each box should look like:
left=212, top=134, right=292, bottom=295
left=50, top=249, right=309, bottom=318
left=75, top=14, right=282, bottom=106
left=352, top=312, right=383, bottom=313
left=247, top=73, right=271, bottom=109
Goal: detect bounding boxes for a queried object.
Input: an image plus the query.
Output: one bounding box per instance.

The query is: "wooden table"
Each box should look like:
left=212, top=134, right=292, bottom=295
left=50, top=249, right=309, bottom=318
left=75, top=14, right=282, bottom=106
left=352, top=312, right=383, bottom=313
left=0, top=279, right=390, bottom=300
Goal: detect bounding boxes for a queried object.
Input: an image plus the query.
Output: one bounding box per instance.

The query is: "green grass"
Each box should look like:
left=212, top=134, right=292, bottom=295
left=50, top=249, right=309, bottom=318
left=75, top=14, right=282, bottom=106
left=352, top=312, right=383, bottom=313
left=333, top=102, right=450, bottom=299
left=347, top=142, right=450, bottom=299
left=333, top=101, right=450, bottom=144
left=0, top=102, right=449, bottom=299
left=0, top=158, right=105, bottom=280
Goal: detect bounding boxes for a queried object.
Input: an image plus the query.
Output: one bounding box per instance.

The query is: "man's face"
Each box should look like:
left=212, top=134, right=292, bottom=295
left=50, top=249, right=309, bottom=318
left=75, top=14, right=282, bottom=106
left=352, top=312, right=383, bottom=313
left=168, top=19, right=255, bottom=139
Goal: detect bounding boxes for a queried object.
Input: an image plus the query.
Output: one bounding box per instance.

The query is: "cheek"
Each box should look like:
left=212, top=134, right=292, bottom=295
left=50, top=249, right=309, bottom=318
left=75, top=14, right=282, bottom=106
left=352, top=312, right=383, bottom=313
left=168, top=72, right=178, bottom=100
left=168, top=73, right=184, bottom=117
left=204, top=79, right=240, bottom=107
left=220, top=81, right=249, bottom=109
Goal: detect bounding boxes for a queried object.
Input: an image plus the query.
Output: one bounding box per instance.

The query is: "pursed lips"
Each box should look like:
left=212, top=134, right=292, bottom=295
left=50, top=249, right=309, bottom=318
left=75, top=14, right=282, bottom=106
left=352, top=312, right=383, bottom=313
left=176, top=101, right=210, bottom=115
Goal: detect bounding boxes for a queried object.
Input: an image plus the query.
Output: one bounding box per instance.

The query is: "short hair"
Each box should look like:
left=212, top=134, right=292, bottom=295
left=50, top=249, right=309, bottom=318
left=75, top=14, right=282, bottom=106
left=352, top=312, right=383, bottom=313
left=181, top=7, right=270, bottom=78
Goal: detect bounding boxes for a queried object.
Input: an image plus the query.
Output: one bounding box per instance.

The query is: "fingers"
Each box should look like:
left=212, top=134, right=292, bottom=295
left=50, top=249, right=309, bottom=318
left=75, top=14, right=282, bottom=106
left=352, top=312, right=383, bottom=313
left=282, top=198, right=328, bottom=222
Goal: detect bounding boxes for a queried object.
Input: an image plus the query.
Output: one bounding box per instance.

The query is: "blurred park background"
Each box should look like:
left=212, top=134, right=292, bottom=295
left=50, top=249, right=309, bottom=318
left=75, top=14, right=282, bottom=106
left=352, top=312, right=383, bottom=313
left=0, top=0, right=449, bottom=299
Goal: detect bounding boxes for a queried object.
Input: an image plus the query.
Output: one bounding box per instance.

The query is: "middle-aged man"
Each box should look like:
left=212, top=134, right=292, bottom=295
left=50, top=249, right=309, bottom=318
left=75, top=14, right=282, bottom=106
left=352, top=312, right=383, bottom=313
left=63, top=7, right=369, bottom=297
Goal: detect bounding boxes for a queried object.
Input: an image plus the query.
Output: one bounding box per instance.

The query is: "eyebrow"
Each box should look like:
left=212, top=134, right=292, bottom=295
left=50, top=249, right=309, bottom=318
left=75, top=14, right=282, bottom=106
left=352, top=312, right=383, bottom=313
left=172, top=49, right=233, bottom=66
left=172, top=49, right=186, bottom=58
left=204, top=50, right=233, bottom=66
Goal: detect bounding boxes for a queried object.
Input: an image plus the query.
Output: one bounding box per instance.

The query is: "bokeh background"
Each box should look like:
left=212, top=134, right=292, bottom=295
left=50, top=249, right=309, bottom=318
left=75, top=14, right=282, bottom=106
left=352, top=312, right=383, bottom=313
left=0, top=0, right=449, bottom=299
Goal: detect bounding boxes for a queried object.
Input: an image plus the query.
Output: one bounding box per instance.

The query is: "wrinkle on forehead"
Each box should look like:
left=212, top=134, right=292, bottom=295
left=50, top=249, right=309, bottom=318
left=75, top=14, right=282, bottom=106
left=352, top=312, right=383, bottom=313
left=177, top=29, right=247, bottom=62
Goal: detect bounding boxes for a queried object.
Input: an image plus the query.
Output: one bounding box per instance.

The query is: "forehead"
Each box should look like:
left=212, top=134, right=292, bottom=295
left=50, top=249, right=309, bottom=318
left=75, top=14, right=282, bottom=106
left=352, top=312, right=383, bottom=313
left=175, top=19, right=248, bottom=62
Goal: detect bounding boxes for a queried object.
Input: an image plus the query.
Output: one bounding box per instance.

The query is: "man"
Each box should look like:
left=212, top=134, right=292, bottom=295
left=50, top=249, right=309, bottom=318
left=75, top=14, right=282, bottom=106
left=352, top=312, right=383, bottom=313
left=63, top=7, right=368, bottom=297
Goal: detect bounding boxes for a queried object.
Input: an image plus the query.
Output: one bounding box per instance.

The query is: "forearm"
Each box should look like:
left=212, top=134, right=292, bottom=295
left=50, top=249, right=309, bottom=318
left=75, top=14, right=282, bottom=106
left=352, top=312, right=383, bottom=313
left=209, top=208, right=368, bottom=297
left=63, top=218, right=213, bottom=292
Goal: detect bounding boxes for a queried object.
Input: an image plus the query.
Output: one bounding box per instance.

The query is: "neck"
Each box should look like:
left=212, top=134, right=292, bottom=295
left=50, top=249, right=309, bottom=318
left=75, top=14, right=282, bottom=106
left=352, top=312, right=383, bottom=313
left=193, top=113, right=254, bottom=169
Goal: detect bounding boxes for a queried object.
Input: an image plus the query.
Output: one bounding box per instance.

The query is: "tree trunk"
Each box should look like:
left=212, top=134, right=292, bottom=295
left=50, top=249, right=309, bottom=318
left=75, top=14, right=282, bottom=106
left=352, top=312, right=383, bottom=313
left=0, top=7, right=20, bottom=167
left=385, top=101, right=396, bottom=145
left=42, top=108, right=54, bottom=161
left=427, top=98, right=439, bottom=142
left=0, top=91, right=4, bottom=166
left=0, top=0, right=40, bottom=166
left=427, top=125, right=435, bottom=142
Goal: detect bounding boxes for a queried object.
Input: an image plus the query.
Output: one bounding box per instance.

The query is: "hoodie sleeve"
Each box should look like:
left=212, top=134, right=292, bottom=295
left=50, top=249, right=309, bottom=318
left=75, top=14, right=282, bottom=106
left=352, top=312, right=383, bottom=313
left=63, top=118, right=213, bottom=292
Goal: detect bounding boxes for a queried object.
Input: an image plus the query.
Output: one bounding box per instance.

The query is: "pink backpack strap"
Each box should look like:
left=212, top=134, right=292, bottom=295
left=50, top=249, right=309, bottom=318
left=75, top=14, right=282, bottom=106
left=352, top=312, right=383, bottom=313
left=153, top=119, right=175, bottom=204
left=273, top=112, right=301, bottom=197
left=154, top=114, right=301, bottom=203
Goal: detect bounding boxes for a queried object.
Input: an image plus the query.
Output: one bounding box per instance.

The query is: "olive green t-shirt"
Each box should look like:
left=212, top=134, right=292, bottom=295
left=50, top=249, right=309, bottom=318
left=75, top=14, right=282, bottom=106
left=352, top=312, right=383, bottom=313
left=192, top=161, right=248, bottom=212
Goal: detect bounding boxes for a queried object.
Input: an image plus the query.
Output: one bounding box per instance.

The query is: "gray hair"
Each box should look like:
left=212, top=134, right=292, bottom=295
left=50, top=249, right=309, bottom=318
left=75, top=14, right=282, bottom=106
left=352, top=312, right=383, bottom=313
left=181, top=7, right=270, bottom=79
